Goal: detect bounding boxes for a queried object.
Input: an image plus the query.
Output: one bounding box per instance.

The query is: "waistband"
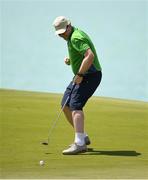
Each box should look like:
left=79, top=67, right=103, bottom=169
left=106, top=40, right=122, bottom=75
left=84, top=70, right=102, bottom=76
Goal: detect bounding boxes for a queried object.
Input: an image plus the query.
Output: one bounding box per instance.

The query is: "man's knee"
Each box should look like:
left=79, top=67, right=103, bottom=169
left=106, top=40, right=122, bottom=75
left=63, top=105, right=71, bottom=113
left=72, top=110, right=83, bottom=116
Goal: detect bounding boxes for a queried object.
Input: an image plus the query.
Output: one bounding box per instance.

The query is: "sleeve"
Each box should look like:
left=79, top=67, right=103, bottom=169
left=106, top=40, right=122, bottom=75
left=71, top=38, right=90, bottom=55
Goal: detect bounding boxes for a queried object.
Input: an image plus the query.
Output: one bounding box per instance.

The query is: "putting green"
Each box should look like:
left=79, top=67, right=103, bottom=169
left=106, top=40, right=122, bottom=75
left=0, top=89, right=148, bottom=179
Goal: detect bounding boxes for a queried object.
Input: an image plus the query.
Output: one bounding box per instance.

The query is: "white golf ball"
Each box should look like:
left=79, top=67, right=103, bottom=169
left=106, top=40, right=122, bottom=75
left=39, top=160, right=44, bottom=166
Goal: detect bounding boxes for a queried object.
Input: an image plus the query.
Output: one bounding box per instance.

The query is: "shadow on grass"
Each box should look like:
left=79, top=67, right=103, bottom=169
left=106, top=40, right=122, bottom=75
left=82, top=148, right=141, bottom=156
left=44, top=148, right=141, bottom=156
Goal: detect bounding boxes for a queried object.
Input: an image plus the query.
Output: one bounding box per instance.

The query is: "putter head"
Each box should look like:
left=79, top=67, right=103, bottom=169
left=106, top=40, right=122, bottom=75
left=41, top=141, right=48, bottom=145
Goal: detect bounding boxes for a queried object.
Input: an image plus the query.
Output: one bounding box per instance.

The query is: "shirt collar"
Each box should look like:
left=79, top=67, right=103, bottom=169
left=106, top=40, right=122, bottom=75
left=67, top=26, right=75, bottom=41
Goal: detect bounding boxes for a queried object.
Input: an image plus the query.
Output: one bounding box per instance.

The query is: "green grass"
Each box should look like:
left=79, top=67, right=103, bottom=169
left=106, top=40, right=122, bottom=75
left=0, top=89, right=148, bottom=179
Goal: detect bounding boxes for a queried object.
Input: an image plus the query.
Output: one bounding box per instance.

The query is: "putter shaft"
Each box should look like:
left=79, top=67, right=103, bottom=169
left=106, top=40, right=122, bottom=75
left=42, top=83, right=76, bottom=146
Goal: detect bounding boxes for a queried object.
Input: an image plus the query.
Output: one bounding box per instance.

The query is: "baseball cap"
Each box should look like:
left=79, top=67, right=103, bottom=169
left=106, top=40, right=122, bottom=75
left=53, top=16, right=71, bottom=35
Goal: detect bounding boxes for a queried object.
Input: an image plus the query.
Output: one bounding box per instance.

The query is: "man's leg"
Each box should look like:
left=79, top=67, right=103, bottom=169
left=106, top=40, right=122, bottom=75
left=63, top=107, right=90, bottom=145
left=63, top=107, right=85, bottom=134
left=63, top=107, right=85, bottom=146
left=63, top=105, right=74, bottom=127
left=72, top=110, right=85, bottom=146
left=62, top=110, right=87, bottom=155
left=72, top=110, right=84, bottom=133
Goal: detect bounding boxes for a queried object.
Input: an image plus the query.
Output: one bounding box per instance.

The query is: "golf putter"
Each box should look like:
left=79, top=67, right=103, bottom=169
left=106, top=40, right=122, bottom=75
left=42, top=82, right=76, bottom=145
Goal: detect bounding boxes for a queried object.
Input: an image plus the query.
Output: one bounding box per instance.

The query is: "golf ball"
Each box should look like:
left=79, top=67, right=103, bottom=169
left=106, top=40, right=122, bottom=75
left=39, top=160, right=44, bottom=166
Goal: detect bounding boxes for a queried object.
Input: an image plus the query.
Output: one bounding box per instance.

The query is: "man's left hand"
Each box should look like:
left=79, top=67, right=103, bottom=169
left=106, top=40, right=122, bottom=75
left=73, top=75, right=83, bottom=84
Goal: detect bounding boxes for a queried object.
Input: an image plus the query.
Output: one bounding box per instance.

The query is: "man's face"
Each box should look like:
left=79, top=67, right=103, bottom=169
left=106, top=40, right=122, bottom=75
left=58, top=25, right=70, bottom=40
left=58, top=31, right=68, bottom=40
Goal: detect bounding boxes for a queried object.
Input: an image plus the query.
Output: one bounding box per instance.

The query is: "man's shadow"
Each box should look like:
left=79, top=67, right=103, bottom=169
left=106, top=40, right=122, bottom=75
left=82, top=148, right=141, bottom=156
left=45, top=148, right=141, bottom=156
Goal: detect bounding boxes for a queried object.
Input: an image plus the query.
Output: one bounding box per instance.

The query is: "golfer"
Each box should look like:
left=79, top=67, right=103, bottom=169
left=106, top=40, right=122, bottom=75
left=53, top=16, right=102, bottom=155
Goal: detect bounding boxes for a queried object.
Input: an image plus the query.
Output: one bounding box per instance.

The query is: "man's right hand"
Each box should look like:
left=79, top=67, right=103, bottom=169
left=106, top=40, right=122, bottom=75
left=64, top=57, right=70, bottom=65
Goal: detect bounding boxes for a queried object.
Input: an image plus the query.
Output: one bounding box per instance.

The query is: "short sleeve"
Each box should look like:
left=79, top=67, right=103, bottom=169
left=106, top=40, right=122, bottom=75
left=71, top=38, right=90, bottom=55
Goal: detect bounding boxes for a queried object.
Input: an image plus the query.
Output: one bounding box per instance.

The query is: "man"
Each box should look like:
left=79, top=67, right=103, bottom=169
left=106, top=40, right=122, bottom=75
left=53, top=16, right=102, bottom=155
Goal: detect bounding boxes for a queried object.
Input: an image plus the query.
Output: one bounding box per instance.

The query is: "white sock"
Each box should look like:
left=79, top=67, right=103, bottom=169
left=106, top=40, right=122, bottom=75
left=75, top=132, right=85, bottom=146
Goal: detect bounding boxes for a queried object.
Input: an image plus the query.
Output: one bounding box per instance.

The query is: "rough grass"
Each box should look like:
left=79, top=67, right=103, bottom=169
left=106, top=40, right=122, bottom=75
left=0, top=89, right=148, bottom=179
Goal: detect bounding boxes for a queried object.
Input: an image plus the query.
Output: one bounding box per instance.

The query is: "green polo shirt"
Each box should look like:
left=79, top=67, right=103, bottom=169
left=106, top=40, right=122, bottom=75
left=67, top=27, right=102, bottom=75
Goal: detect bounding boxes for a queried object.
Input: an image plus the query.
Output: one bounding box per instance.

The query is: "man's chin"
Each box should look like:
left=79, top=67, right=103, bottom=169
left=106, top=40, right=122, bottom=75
left=63, top=37, right=68, bottom=41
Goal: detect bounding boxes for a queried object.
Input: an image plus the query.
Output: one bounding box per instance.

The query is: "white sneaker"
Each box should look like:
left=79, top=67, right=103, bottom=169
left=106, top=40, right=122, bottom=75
left=63, top=143, right=87, bottom=155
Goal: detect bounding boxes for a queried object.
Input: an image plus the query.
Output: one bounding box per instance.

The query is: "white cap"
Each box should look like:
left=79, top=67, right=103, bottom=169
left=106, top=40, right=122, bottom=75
left=53, top=16, right=71, bottom=35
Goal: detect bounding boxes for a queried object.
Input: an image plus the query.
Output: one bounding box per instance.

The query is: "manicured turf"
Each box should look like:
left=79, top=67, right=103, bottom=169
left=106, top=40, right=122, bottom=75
left=0, top=89, right=148, bottom=179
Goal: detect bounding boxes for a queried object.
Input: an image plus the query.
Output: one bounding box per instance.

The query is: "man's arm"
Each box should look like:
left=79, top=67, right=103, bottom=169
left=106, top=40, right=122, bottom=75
left=74, top=48, right=94, bottom=84
left=78, top=48, right=94, bottom=74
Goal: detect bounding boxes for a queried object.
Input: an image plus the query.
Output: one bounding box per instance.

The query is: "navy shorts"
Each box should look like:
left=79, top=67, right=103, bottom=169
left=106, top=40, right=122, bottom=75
left=61, top=71, right=102, bottom=111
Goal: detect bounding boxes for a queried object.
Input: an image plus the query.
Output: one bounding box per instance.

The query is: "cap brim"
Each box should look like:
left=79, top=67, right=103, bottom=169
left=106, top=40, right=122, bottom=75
left=55, top=28, right=66, bottom=35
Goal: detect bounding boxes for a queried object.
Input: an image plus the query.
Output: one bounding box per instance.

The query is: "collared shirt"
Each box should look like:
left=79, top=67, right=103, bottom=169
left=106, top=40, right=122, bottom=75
left=67, top=27, right=102, bottom=75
